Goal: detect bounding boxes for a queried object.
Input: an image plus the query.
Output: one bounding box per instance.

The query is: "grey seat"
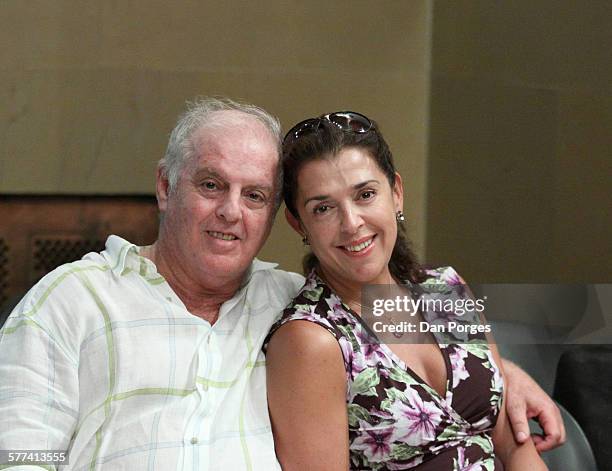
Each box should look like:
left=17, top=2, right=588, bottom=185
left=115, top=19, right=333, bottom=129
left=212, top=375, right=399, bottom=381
left=554, top=346, right=612, bottom=470
left=530, top=402, right=598, bottom=471
left=488, top=320, right=598, bottom=469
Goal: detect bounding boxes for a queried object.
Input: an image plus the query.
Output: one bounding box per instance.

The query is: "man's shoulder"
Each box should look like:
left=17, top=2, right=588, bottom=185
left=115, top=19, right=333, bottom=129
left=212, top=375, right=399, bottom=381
left=250, top=263, right=303, bottom=290
left=0, top=255, right=116, bottom=351
left=260, top=266, right=304, bottom=286
left=25, top=234, right=139, bottom=302
left=30, top=235, right=133, bottom=291
left=10, top=235, right=128, bottom=317
left=247, top=261, right=305, bottom=306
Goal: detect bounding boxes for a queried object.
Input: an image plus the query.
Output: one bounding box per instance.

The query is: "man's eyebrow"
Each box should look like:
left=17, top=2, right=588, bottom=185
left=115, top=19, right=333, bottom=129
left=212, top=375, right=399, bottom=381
left=303, top=179, right=380, bottom=206
left=194, top=167, right=225, bottom=180
left=248, top=184, right=274, bottom=193
left=194, top=168, right=274, bottom=194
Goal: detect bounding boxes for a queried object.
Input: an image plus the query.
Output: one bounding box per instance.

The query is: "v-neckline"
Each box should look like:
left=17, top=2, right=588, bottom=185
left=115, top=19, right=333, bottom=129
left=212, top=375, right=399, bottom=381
left=312, top=270, right=454, bottom=401
left=351, top=310, right=453, bottom=401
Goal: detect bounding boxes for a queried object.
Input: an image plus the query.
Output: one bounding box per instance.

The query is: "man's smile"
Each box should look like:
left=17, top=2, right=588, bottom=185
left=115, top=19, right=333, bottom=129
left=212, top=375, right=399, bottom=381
left=207, top=230, right=239, bottom=241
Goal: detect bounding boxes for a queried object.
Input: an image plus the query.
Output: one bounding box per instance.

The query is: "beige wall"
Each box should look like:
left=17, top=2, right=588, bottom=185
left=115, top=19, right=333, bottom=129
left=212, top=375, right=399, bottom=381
left=427, top=1, right=611, bottom=283
left=0, top=0, right=432, bottom=274
left=5, top=1, right=607, bottom=282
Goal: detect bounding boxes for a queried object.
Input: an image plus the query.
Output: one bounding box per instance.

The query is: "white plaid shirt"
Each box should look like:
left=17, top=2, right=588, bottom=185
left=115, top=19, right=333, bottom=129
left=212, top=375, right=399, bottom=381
left=0, top=235, right=304, bottom=470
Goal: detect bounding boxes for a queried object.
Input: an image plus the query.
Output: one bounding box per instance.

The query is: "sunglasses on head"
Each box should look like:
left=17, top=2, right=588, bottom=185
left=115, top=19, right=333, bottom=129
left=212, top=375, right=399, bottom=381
left=283, top=111, right=373, bottom=146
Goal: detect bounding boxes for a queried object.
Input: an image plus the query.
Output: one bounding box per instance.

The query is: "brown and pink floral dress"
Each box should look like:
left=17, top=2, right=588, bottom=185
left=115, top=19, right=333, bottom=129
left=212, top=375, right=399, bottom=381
left=265, top=267, right=504, bottom=470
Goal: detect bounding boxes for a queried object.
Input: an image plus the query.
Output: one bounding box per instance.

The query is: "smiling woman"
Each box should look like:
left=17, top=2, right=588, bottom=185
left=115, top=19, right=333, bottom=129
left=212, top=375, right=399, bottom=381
left=263, top=112, right=548, bottom=470
left=282, top=112, right=424, bottom=291
left=286, top=147, right=403, bottom=293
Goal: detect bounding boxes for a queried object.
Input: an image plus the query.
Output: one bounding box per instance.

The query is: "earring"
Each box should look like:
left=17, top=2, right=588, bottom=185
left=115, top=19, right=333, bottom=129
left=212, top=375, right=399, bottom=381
left=302, top=236, right=310, bottom=246
left=396, top=210, right=405, bottom=222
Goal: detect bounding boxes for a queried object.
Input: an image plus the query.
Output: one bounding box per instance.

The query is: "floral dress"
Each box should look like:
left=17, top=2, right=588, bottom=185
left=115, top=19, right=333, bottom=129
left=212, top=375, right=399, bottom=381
left=264, top=267, right=504, bottom=470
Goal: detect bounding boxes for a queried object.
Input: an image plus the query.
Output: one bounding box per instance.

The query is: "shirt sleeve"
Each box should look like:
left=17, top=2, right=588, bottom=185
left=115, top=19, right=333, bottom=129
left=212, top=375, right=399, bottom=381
left=0, top=273, right=81, bottom=467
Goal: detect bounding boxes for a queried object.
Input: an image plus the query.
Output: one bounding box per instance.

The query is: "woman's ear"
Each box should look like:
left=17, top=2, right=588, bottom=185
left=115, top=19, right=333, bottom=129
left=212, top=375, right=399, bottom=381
left=393, top=172, right=404, bottom=212
left=285, top=207, right=305, bottom=237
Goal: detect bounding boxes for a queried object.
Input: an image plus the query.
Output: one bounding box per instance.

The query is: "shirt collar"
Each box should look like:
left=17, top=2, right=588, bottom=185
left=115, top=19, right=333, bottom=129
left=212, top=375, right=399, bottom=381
left=102, top=235, right=142, bottom=276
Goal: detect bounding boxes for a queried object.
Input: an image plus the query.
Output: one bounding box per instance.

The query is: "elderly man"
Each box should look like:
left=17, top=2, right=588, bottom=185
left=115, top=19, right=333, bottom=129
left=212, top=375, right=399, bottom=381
left=0, top=98, right=562, bottom=470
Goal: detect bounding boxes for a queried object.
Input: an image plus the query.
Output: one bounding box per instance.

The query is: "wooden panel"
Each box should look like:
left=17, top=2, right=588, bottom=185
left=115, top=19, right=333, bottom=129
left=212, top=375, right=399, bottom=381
left=0, top=195, right=158, bottom=314
left=0, top=238, right=8, bottom=307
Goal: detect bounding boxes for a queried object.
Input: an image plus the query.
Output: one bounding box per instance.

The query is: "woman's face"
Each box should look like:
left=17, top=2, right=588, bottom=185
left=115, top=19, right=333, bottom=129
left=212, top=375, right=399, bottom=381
left=287, top=147, right=403, bottom=290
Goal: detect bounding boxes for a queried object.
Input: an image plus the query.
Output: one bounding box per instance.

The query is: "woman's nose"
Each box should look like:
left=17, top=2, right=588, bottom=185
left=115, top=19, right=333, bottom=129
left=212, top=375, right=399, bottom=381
left=340, top=206, right=363, bottom=235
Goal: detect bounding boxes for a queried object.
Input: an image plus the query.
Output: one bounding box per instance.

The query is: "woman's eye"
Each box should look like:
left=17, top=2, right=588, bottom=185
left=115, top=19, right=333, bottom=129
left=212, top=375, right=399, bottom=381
left=360, top=190, right=376, bottom=200
left=203, top=181, right=217, bottom=190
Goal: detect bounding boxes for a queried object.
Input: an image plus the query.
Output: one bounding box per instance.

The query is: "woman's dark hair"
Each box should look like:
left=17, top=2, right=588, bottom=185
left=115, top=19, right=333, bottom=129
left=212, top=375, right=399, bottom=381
left=282, top=118, right=426, bottom=283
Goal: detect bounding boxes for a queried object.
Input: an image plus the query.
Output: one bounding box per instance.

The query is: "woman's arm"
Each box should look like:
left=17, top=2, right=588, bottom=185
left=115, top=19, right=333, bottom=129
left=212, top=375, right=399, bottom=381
left=490, top=342, right=548, bottom=470
left=266, top=320, right=349, bottom=470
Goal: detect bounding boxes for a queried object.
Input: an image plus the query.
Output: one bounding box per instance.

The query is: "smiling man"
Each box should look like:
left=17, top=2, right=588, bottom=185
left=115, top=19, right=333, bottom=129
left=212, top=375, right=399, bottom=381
left=148, top=107, right=284, bottom=323
left=0, top=98, right=302, bottom=470
left=0, top=97, right=563, bottom=470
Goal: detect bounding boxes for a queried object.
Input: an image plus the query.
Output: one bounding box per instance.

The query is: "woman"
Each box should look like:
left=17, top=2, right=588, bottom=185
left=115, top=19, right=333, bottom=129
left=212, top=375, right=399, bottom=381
left=264, top=112, right=547, bottom=470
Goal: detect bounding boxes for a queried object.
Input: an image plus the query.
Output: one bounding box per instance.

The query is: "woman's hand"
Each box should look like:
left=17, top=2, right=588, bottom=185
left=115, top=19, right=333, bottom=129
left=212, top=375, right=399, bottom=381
left=266, top=321, right=349, bottom=471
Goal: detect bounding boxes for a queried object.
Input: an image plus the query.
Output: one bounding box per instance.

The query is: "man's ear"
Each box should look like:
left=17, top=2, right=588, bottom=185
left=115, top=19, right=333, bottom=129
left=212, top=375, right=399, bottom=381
left=156, top=167, right=170, bottom=213
left=285, top=207, right=305, bottom=237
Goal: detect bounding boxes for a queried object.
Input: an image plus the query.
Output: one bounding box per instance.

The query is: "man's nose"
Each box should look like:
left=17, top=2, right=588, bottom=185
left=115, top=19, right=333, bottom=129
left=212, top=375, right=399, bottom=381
left=215, top=191, right=241, bottom=223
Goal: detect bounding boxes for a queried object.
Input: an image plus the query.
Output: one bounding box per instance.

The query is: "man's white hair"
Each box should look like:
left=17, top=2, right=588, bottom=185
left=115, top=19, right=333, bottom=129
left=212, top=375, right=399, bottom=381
left=159, top=96, right=283, bottom=207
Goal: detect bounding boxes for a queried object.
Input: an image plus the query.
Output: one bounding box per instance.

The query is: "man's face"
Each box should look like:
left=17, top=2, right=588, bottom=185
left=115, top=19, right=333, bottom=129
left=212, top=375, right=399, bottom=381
left=157, top=112, right=279, bottom=290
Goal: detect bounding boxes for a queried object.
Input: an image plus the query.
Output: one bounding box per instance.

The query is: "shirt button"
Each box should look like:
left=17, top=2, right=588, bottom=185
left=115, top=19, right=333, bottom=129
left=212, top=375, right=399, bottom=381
left=190, top=437, right=198, bottom=445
